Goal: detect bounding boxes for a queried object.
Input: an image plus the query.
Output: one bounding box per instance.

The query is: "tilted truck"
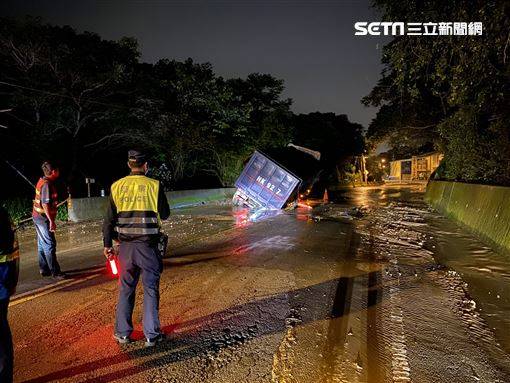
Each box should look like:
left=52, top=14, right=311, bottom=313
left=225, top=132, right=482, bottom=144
left=233, top=151, right=301, bottom=210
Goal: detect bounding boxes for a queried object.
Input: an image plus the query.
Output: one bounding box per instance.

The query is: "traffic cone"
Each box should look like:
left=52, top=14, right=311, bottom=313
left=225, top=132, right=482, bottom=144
left=323, top=188, right=329, bottom=203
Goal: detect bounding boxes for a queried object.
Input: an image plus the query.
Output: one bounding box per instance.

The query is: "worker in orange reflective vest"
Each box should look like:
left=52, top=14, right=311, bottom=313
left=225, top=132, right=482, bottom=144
left=32, top=161, right=65, bottom=278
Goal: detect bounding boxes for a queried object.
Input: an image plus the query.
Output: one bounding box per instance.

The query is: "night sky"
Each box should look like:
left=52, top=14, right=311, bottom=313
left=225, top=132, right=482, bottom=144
left=0, top=0, right=388, bottom=128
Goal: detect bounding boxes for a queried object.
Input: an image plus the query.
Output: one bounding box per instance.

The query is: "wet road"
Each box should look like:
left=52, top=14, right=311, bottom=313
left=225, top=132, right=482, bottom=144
left=9, top=185, right=510, bottom=382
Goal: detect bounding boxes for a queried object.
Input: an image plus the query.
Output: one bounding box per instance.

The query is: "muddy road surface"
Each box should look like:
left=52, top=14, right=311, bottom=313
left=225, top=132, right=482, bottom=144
left=9, top=186, right=510, bottom=382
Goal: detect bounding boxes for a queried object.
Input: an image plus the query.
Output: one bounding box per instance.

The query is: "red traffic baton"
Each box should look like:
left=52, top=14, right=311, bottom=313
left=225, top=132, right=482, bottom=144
left=106, top=248, right=119, bottom=277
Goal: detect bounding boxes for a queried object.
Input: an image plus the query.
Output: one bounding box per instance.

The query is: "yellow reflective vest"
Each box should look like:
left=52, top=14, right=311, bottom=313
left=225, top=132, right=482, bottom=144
left=111, top=175, right=161, bottom=236
left=0, top=210, right=19, bottom=264
left=0, top=244, right=19, bottom=263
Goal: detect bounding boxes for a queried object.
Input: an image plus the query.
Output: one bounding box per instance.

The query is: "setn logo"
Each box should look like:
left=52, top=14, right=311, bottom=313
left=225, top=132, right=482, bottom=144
left=354, top=22, right=404, bottom=36
left=354, top=21, right=482, bottom=36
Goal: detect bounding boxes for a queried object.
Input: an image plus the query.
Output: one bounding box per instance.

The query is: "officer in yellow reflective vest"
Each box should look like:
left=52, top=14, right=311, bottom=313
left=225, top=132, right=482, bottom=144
left=0, top=206, right=19, bottom=383
left=103, top=150, right=170, bottom=347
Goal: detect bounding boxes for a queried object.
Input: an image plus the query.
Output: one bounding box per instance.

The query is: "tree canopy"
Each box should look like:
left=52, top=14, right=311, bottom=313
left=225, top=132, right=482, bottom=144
left=0, top=17, right=296, bottom=194
left=293, top=112, right=365, bottom=167
left=0, top=17, right=365, bottom=199
left=363, top=0, right=509, bottom=185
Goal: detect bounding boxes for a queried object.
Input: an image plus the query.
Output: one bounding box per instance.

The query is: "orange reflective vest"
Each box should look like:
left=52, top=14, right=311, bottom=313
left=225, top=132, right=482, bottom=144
left=33, top=178, right=58, bottom=217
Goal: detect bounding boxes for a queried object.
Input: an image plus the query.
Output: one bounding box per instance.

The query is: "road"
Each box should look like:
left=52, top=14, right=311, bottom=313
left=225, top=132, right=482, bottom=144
left=9, top=185, right=510, bottom=382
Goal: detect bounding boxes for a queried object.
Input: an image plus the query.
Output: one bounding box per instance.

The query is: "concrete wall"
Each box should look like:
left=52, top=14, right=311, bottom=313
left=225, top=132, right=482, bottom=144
left=425, top=180, right=510, bottom=252
left=67, top=197, right=109, bottom=222
left=68, top=188, right=236, bottom=222
left=166, top=188, right=236, bottom=209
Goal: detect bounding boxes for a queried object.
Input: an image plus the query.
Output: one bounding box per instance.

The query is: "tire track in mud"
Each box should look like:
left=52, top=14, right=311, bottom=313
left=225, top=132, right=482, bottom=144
left=429, top=269, right=510, bottom=377
left=318, top=275, right=370, bottom=383
left=372, top=207, right=414, bottom=383
left=356, top=215, right=413, bottom=383
left=356, top=198, right=510, bottom=382
left=271, top=308, right=299, bottom=383
left=385, top=282, right=411, bottom=383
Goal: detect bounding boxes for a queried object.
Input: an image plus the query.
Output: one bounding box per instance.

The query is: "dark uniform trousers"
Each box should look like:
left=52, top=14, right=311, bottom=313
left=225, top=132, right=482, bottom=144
left=115, top=241, right=163, bottom=339
left=0, top=261, right=16, bottom=383
left=0, top=298, right=13, bottom=383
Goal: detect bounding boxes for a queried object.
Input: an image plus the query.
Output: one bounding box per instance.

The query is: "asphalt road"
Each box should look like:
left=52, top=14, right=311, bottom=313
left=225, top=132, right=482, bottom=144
left=9, top=186, right=510, bottom=382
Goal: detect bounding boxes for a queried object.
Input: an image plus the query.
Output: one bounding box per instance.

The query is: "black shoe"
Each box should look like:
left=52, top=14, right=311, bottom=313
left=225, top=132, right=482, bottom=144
left=113, top=334, right=132, bottom=344
left=40, top=270, right=51, bottom=277
left=52, top=272, right=67, bottom=280
left=145, top=333, right=166, bottom=347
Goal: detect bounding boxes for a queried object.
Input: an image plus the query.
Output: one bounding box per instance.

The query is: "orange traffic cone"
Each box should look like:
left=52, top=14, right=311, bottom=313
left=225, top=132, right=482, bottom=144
left=323, top=188, right=329, bottom=203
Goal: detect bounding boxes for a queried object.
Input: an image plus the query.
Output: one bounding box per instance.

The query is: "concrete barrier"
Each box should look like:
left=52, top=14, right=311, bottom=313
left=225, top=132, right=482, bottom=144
left=425, top=180, right=510, bottom=252
left=67, top=197, right=109, bottom=222
left=166, top=188, right=236, bottom=209
left=68, top=188, right=236, bottom=222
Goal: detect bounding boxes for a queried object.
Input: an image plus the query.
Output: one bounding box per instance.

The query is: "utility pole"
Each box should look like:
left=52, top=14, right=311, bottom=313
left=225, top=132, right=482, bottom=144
left=360, top=154, right=368, bottom=184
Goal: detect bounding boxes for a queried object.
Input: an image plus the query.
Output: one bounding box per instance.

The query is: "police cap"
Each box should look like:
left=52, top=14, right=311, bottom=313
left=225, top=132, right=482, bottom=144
left=128, top=149, right=147, bottom=165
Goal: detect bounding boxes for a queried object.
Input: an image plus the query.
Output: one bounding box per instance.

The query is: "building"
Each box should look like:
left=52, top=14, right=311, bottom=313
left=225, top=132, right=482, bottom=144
left=389, top=152, right=443, bottom=181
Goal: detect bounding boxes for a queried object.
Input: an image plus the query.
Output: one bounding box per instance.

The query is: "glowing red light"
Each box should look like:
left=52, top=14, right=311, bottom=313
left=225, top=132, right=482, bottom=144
left=297, top=202, right=313, bottom=210
left=109, top=258, right=119, bottom=276
left=234, top=208, right=251, bottom=228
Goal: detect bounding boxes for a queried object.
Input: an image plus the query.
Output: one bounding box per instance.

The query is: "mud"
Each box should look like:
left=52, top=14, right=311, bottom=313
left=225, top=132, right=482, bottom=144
left=8, top=185, right=510, bottom=382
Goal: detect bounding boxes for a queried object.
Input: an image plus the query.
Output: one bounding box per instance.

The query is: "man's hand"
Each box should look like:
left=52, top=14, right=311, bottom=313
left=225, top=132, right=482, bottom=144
left=103, top=247, right=113, bottom=259
left=42, top=203, right=57, bottom=231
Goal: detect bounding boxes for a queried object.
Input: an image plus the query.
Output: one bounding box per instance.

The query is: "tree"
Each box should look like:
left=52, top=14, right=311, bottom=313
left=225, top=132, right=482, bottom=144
left=0, top=17, right=295, bottom=194
left=292, top=112, right=365, bottom=191
left=0, top=17, right=140, bottom=187
left=363, top=1, right=510, bottom=184
left=127, top=62, right=293, bottom=187
left=293, top=112, right=365, bottom=166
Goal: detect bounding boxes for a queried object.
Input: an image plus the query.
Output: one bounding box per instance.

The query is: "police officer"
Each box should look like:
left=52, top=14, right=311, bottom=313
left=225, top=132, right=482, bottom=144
left=0, top=206, right=19, bottom=383
left=103, top=150, right=170, bottom=347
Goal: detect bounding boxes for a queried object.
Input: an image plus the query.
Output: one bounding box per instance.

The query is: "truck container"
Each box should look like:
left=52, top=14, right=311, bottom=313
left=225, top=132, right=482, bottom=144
left=233, top=151, right=301, bottom=210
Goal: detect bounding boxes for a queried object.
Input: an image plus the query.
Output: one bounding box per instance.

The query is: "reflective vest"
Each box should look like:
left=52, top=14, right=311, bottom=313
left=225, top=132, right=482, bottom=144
left=33, top=178, right=58, bottom=216
left=111, top=175, right=160, bottom=237
left=0, top=218, right=19, bottom=264
left=0, top=242, right=19, bottom=264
